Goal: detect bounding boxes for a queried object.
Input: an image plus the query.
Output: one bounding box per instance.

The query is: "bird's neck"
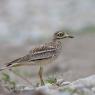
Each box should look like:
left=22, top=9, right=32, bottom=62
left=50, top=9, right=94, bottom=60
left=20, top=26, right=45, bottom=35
left=52, top=39, right=62, bottom=49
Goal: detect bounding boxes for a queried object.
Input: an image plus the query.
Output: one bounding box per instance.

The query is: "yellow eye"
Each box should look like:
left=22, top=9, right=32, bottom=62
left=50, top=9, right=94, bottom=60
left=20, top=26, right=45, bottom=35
left=58, top=33, right=64, bottom=37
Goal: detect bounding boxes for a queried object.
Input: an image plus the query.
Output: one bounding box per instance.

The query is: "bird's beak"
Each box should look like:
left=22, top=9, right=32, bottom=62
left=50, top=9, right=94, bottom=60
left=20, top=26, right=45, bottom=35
left=64, top=34, right=74, bottom=38
left=67, top=35, right=74, bottom=38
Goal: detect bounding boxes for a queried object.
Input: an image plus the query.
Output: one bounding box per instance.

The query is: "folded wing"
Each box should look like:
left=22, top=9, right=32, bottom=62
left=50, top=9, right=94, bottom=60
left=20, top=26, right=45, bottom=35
left=5, top=44, right=57, bottom=67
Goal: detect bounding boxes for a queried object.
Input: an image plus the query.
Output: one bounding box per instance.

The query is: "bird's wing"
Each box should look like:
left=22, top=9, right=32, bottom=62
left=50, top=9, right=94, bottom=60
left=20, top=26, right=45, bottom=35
left=28, top=45, right=57, bottom=61
left=0, top=44, right=57, bottom=71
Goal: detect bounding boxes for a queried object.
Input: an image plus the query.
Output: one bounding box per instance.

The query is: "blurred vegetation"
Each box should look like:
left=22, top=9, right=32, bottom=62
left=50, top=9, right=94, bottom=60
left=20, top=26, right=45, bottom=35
left=46, top=76, right=57, bottom=84
left=1, top=72, right=16, bottom=92
left=79, top=26, right=95, bottom=34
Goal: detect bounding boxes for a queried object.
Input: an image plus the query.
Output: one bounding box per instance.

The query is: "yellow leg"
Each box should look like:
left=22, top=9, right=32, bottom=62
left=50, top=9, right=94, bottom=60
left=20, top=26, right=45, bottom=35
left=38, top=66, right=44, bottom=85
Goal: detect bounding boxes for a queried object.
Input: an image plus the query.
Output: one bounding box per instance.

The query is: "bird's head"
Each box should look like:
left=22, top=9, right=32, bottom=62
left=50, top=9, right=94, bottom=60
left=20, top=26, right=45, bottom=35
left=53, top=31, right=74, bottom=40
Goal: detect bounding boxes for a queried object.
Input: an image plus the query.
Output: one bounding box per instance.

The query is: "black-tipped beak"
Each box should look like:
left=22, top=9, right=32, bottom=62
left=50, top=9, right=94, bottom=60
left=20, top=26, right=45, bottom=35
left=68, top=35, right=74, bottom=38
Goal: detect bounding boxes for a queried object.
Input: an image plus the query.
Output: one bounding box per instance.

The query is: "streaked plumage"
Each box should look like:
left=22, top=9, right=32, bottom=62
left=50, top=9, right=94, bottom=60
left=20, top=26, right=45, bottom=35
left=5, top=41, right=61, bottom=67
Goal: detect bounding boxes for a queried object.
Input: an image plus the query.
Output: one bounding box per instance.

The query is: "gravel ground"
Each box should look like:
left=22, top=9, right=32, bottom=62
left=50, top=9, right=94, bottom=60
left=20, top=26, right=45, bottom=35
left=0, top=75, right=95, bottom=95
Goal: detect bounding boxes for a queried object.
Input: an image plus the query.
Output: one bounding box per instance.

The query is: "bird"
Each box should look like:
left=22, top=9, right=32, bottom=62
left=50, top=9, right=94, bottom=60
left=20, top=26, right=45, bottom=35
left=0, top=31, right=74, bottom=85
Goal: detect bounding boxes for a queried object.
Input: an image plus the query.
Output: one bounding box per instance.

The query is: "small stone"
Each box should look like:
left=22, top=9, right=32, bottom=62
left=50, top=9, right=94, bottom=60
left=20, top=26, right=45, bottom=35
left=61, top=81, right=71, bottom=86
left=56, top=79, right=65, bottom=86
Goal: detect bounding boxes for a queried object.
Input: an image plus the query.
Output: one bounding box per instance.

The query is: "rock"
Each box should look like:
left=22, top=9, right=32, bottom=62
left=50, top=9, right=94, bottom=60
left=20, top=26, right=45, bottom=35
left=1, top=75, right=95, bottom=95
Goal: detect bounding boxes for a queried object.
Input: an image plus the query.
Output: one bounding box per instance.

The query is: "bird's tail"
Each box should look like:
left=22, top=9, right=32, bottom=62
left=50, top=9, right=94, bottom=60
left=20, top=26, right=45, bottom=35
left=0, top=66, right=11, bottom=71
left=0, top=63, right=20, bottom=71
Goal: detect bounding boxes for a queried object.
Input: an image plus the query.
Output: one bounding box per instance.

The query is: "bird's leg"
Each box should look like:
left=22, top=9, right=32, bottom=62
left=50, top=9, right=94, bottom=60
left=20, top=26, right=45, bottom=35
left=38, top=66, right=45, bottom=85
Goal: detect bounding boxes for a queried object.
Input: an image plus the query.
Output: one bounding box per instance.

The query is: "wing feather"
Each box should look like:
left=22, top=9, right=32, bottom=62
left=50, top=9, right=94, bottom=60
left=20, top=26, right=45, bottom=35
left=5, top=44, right=57, bottom=67
left=28, top=45, right=57, bottom=61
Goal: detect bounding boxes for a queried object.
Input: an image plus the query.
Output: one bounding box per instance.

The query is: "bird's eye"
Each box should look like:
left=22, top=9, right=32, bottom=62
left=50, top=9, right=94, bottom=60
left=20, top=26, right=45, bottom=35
left=58, top=33, right=64, bottom=37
